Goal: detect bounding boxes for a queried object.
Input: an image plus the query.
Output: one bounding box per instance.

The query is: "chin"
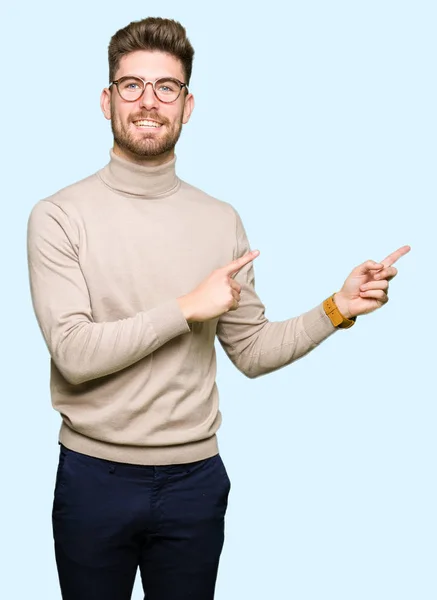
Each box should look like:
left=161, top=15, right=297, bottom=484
left=134, top=142, right=174, bottom=158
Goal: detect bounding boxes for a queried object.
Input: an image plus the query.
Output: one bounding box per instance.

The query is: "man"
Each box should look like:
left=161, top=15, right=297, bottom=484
left=27, top=16, right=410, bottom=600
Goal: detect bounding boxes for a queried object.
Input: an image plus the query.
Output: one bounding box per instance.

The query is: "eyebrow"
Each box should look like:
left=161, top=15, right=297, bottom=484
left=117, top=74, right=181, bottom=81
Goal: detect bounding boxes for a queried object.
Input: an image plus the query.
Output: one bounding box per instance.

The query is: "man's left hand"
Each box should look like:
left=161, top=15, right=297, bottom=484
left=333, top=245, right=411, bottom=319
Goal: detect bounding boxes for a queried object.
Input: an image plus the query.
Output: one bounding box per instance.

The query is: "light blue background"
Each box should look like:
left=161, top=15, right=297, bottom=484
left=2, top=0, right=435, bottom=598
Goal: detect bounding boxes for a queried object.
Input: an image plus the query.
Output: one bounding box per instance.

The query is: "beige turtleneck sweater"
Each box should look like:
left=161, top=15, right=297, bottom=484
left=27, top=151, right=337, bottom=465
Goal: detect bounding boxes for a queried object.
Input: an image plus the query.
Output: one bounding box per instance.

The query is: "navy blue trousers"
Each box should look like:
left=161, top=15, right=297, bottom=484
left=52, top=444, right=231, bottom=599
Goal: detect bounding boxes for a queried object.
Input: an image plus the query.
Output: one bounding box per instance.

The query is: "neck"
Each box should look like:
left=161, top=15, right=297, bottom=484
left=113, top=142, right=175, bottom=167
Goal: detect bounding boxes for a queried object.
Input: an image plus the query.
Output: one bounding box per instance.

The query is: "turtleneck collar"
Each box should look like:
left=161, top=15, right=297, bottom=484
left=97, top=149, right=180, bottom=198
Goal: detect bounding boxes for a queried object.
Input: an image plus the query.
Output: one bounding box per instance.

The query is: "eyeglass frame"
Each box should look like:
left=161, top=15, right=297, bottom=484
left=109, top=75, right=189, bottom=104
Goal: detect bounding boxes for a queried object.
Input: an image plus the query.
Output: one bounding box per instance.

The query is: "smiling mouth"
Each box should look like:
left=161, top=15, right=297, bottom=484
left=133, top=119, right=162, bottom=128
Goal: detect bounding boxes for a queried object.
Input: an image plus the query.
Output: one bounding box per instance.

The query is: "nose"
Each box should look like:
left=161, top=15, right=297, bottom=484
left=139, top=82, right=159, bottom=111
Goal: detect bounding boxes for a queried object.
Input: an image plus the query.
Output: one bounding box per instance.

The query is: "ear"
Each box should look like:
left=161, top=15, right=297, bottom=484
left=182, top=92, right=195, bottom=125
left=100, top=87, right=112, bottom=120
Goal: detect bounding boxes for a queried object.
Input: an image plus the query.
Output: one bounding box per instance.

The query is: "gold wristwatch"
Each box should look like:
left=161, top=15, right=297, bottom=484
left=323, top=295, right=356, bottom=329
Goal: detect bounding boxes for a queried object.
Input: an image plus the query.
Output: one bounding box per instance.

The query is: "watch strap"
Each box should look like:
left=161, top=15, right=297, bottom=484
left=323, top=295, right=356, bottom=329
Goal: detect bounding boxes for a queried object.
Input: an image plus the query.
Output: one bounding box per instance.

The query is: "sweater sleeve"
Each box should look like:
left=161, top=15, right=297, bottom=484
left=215, top=209, right=337, bottom=378
left=27, top=201, right=190, bottom=385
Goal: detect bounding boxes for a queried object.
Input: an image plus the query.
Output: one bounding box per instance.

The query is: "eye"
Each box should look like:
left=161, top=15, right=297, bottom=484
left=157, top=79, right=179, bottom=94
left=119, top=77, right=143, bottom=92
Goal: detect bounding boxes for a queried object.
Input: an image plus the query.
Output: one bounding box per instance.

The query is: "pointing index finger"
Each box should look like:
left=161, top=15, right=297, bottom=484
left=225, top=250, right=260, bottom=277
left=380, top=245, right=411, bottom=267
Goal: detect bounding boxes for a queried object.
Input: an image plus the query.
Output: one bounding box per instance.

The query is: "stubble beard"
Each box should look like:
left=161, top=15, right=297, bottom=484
left=111, top=105, right=183, bottom=158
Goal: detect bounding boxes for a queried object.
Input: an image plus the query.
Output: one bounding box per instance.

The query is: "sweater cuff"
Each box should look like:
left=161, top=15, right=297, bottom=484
left=146, top=298, right=191, bottom=344
left=302, top=302, right=337, bottom=345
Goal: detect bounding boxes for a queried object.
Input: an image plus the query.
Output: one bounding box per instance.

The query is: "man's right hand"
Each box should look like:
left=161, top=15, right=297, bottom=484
left=177, top=250, right=260, bottom=323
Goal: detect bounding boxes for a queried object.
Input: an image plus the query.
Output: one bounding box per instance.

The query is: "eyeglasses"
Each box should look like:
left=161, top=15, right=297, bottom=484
left=110, top=76, right=188, bottom=104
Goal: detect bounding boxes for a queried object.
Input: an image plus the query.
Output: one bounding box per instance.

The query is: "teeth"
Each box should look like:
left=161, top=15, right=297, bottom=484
left=134, top=120, right=161, bottom=128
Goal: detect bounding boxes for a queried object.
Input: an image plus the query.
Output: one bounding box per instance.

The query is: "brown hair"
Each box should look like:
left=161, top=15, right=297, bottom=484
left=108, top=17, right=195, bottom=85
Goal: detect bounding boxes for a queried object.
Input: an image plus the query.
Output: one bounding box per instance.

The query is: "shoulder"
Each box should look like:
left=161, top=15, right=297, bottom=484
left=178, top=179, right=239, bottom=221
left=41, top=172, right=102, bottom=208
left=27, top=170, right=104, bottom=238
left=27, top=168, right=106, bottom=224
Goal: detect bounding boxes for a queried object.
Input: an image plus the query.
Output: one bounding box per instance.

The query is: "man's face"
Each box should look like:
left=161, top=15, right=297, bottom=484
left=101, top=50, right=194, bottom=164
